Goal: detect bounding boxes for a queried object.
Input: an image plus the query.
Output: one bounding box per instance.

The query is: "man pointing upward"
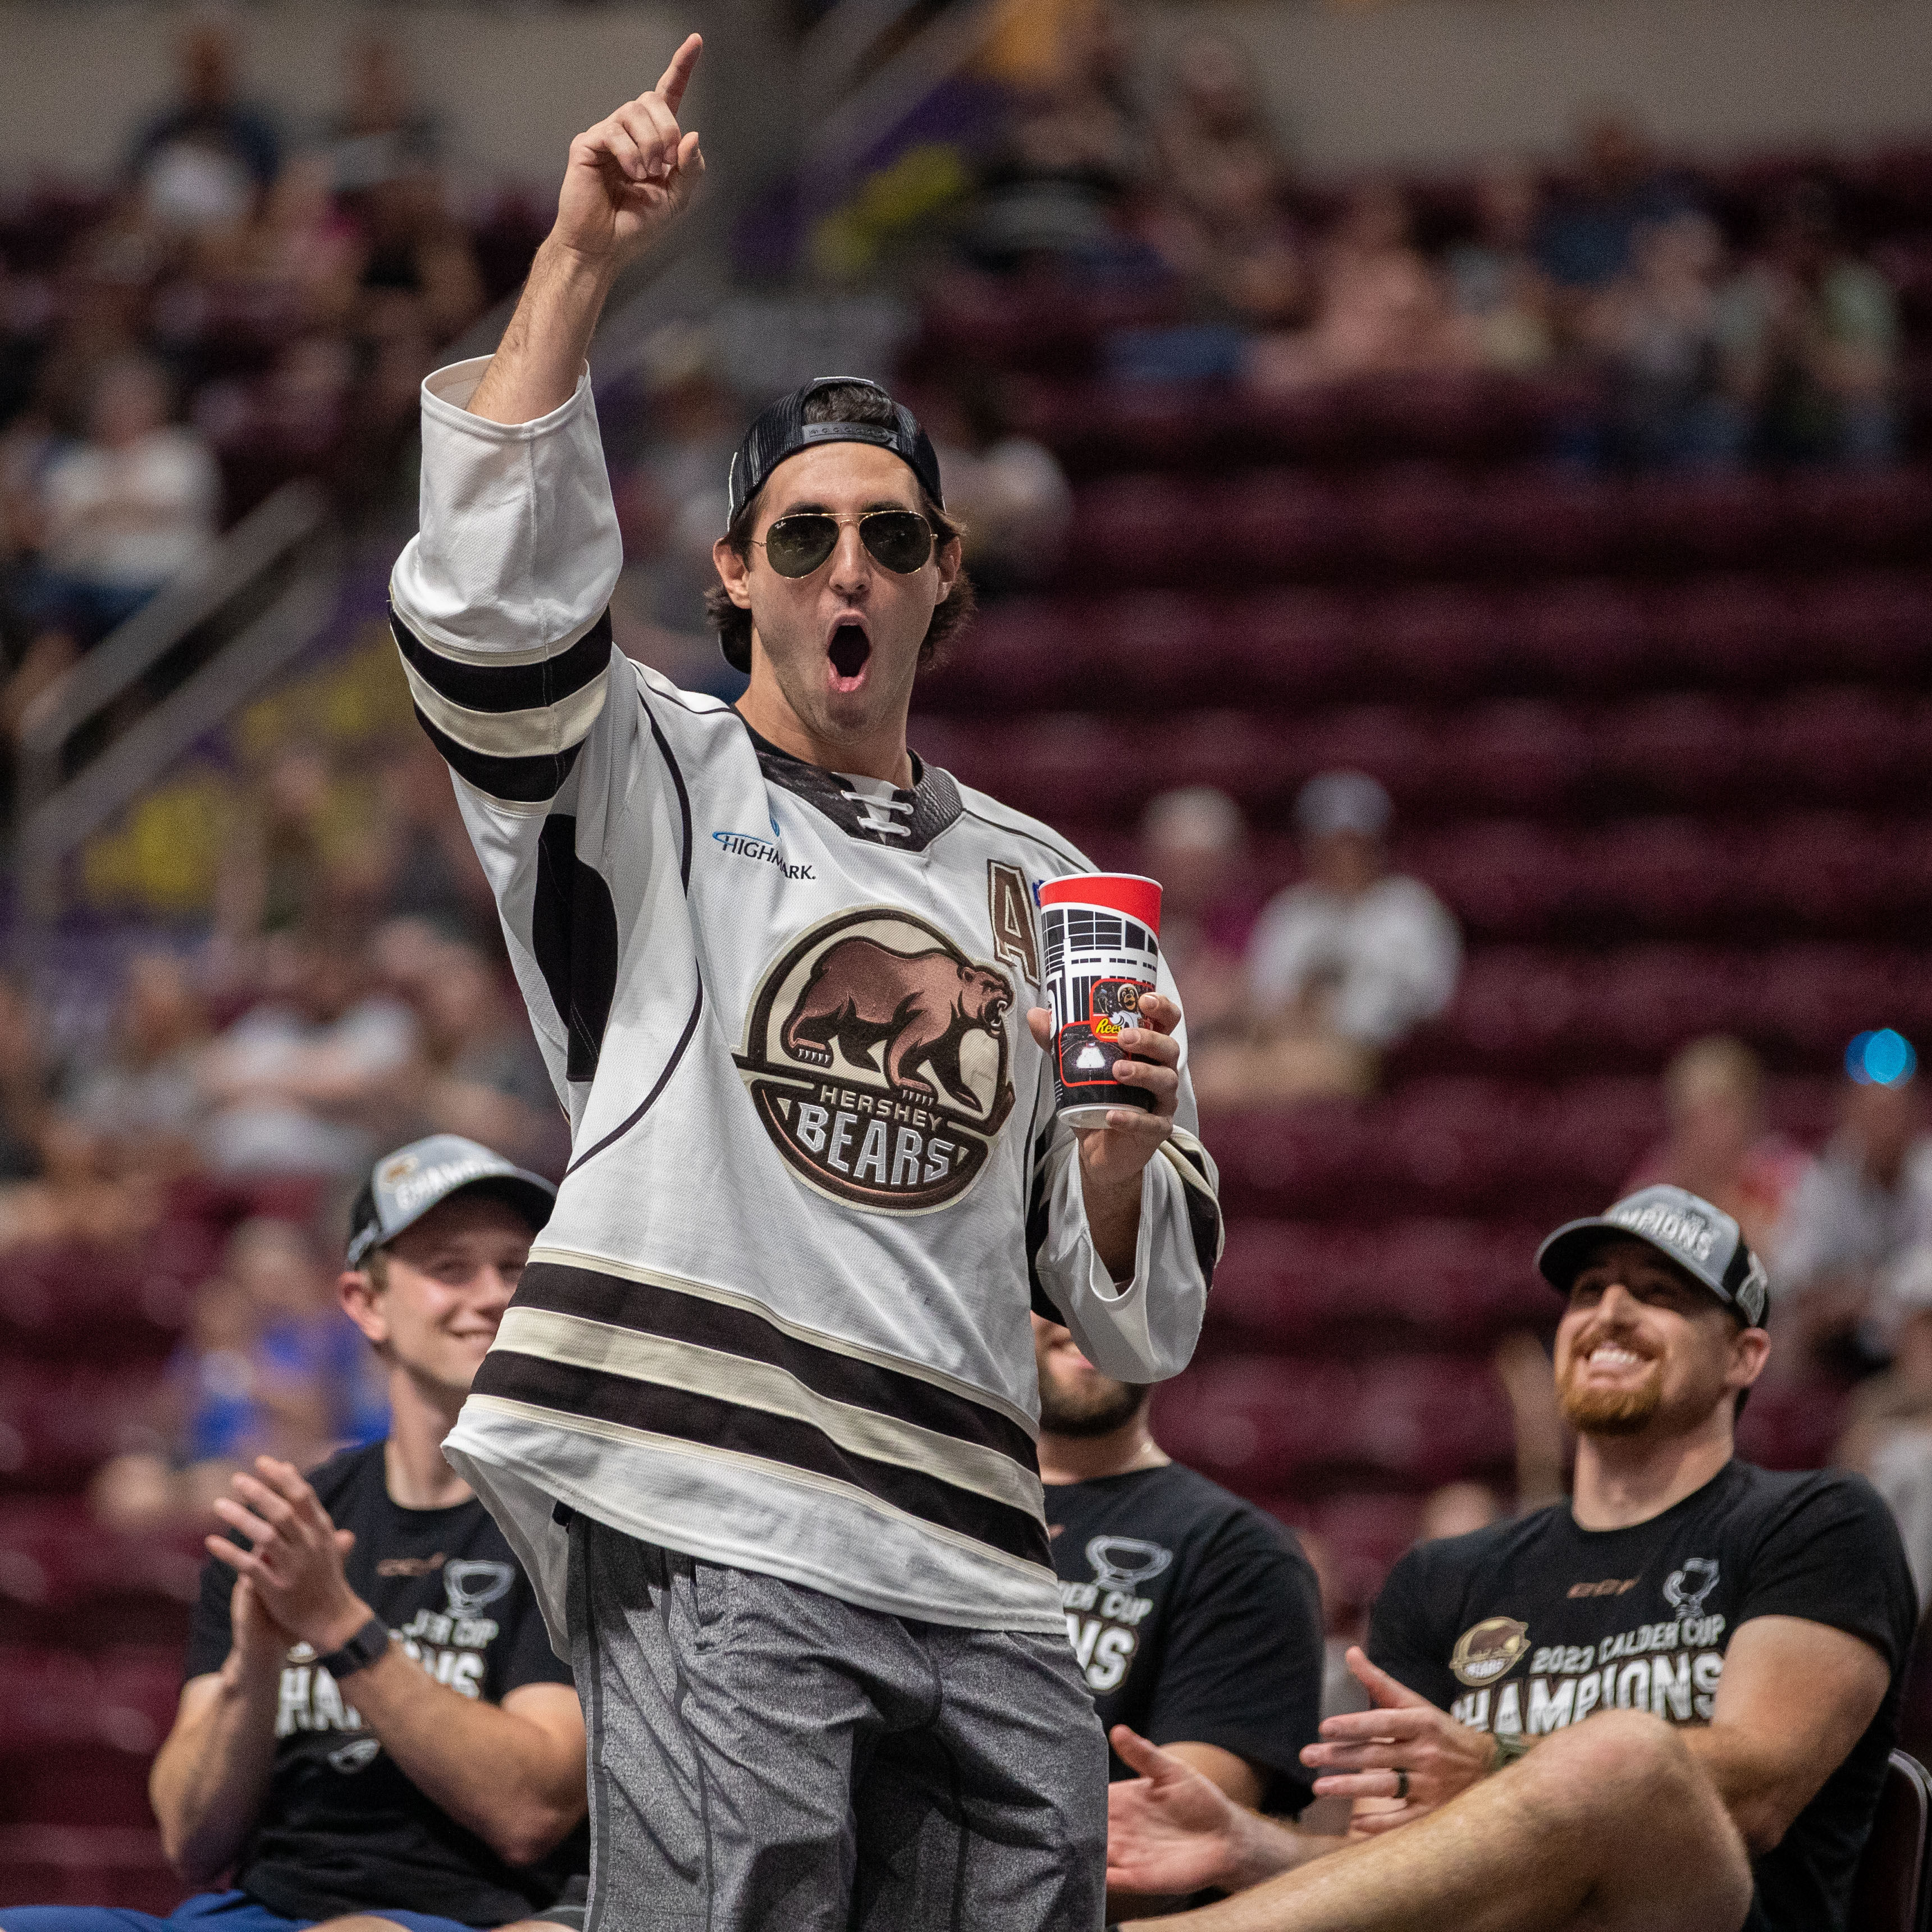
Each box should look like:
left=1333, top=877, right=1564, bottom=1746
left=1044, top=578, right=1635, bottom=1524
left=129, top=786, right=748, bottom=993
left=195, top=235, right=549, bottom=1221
left=389, top=34, right=1221, bottom=1932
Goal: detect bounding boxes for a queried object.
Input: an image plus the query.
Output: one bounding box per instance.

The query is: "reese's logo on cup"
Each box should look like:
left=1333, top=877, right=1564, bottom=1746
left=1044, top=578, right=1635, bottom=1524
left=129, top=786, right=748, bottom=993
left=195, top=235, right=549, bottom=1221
left=1451, top=1616, right=1532, bottom=1687
left=733, top=906, right=1017, bottom=1213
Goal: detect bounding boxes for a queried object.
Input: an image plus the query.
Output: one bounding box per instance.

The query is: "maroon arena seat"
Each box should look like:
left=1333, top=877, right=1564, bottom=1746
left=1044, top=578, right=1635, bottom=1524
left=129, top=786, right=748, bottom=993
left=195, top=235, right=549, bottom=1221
left=1474, top=475, right=1629, bottom=580
left=1220, top=471, right=1358, bottom=582
left=0, top=1500, right=204, bottom=1646
left=0, top=1365, right=165, bottom=1495
left=1510, top=580, right=1651, bottom=692
left=1356, top=465, right=1483, bottom=579
left=1579, top=819, right=1746, bottom=939
left=1651, top=574, right=1805, bottom=689
left=1222, top=589, right=1359, bottom=702
left=1594, top=695, right=1755, bottom=811
left=0, top=1646, right=180, bottom=1828
left=1755, top=687, right=1915, bottom=808
left=1367, top=583, right=1510, bottom=697
left=1438, top=701, right=1591, bottom=814
left=1406, top=820, right=1579, bottom=940
left=0, top=1824, right=179, bottom=1914
left=1734, top=1378, right=1849, bottom=1474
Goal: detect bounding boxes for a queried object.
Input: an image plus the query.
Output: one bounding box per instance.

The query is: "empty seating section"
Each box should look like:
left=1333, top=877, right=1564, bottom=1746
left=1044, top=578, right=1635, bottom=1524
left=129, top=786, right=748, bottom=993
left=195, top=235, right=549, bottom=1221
left=910, top=192, right=1932, bottom=1610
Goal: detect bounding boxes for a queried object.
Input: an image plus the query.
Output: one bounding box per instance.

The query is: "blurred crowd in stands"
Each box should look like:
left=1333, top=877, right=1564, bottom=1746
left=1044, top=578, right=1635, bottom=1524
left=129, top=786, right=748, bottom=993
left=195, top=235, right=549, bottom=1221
left=0, top=715, right=567, bottom=1529
left=0, top=20, right=516, bottom=734
left=968, top=15, right=1909, bottom=469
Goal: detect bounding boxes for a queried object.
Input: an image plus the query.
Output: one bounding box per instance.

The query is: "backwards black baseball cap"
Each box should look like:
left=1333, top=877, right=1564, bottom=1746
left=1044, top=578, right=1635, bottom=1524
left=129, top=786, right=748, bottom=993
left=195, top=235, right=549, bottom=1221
left=1537, top=1184, right=1770, bottom=1328
left=725, top=376, right=944, bottom=528
left=346, top=1134, right=555, bottom=1268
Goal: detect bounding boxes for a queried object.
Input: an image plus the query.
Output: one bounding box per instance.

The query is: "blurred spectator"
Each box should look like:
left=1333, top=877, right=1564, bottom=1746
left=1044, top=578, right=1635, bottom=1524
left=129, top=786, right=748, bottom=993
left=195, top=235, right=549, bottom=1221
left=1231, top=771, right=1461, bottom=1102
left=1774, top=1047, right=1932, bottom=1369
left=330, top=31, right=442, bottom=195
left=199, top=926, right=418, bottom=1177
left=0, top=967, right=52, bottom=1181
left=1140, top=38, right=1307, bottom=333
left=1446, top=164, right=1556, bottom=371
left=127, top=21, right=281, bottom=237
left=610, top=326, right=747, bottom=695
left=2, top=356, right=220, bottom=729
left=972, top=0, right=1147, bottom=268
left=59, top=950, right=210, bottom=1177
left=1138, top=786, right=1252, bottom=1042
left=1416, top=1481, right=1499, bottom=1542
left=359, top=733, right=498, bottom=944
left=233, top=154, right=362, bottom=325
left=922, top=382, right=1072, bottom=592
left=396, top=933, right=569, bottom=1179
left=1247, top=181, right=1475, bottom=390
left=1582, top=211, right=1739, bottom=471
left=1718, top=181, right=1901, bottom=468
left=1534, top=109, right=1697, bottom=294
left=92, top=1223, right=336, bottom=1532
left=1623, top=1035, right=1811, bottom=1264
left=231, top=1213, right=390, bottom=1449
left=213, top=738, right=360, bottom=952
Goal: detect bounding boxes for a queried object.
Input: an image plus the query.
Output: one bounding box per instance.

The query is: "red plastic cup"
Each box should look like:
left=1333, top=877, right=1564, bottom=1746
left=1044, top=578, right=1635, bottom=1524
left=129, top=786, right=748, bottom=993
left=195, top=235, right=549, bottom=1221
left=1037, top=873, right=1163, bottom=1128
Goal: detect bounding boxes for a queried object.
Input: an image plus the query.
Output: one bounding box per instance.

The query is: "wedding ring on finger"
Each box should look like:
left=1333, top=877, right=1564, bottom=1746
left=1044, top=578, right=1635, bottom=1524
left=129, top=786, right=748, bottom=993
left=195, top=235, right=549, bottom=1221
left=1394, top=1769, right=1410, bottom=1801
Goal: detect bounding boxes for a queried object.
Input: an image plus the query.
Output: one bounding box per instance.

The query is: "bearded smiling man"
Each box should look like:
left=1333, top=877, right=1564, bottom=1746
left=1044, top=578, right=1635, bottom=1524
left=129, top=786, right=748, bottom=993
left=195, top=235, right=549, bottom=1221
left=1100, top=1185, right=1917, bottom=1932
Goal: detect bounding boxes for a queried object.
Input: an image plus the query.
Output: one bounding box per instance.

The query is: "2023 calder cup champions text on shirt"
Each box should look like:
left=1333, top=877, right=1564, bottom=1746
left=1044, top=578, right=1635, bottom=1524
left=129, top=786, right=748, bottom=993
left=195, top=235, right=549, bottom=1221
left=386, top=356, right=1222, bottom=1644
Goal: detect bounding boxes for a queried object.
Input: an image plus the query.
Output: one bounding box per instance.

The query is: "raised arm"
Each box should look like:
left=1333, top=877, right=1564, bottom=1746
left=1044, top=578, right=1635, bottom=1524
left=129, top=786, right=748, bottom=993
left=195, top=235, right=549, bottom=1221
left=468, top=34, right=704, bottom=427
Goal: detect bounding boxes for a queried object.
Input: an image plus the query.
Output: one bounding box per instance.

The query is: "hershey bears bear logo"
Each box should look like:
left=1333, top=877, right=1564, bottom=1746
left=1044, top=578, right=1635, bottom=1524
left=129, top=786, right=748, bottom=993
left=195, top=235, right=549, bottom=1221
left=736, top=907, right=1017, bottom=1212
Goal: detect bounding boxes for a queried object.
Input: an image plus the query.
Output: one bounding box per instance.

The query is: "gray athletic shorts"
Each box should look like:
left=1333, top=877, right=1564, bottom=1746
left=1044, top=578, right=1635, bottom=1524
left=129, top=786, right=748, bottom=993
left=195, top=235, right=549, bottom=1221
left=566, top=1513, right=1108, bottom=1931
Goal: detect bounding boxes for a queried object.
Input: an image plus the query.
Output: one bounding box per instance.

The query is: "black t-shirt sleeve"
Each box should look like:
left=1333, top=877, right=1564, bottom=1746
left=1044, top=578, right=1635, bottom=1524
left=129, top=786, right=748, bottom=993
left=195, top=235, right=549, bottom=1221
left=1143, top=1511, right=1324, bottom=1812
left=1365, top=1543, right=1463, bottom=1712
left=1735, top=1471, right=1919, bottom=1670
left=183, top=1549, right=241, bottom=1683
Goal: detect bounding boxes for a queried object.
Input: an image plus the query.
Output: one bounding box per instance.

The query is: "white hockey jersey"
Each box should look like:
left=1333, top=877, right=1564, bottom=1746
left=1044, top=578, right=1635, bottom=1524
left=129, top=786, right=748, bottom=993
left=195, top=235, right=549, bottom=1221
left=390, top=358, right=1221, bottom=1640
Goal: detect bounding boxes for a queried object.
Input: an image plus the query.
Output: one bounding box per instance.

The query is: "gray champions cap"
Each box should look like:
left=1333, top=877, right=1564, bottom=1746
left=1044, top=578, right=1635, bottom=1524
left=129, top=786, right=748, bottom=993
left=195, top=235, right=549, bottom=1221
left=1537, top=1183, right=1770, bottom=1328
left=346, top=1134, right=556, bottom=1268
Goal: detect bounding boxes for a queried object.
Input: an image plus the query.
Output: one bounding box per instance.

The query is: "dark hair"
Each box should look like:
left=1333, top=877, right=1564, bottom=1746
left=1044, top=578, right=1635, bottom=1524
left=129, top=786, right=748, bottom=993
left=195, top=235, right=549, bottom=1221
left=705, top=381, right=975, bottom=674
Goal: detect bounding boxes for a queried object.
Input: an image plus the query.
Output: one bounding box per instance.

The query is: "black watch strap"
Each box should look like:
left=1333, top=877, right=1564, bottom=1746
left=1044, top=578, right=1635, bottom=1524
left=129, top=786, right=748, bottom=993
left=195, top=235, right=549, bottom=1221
left=317, top=1613, right=391, bottom=1680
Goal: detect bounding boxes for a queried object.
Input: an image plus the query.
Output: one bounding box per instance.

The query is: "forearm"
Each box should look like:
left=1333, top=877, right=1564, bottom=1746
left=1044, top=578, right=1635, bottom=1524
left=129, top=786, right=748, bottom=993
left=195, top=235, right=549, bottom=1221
left=345, top=1648, right=581, bottom=1866
left=1679, top=1724, right=1788, bottom=1852
left=149, top=1659, right=282, bottom=1880
left=467, top=238, right=618, bottom=426
left=1083, top=1168, right=1143, bottom=1280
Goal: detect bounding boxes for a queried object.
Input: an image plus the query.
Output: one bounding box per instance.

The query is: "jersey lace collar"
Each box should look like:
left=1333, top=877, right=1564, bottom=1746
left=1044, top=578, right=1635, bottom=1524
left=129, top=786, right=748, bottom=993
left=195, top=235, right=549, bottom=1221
left=739, top=718, right=963, bottom=852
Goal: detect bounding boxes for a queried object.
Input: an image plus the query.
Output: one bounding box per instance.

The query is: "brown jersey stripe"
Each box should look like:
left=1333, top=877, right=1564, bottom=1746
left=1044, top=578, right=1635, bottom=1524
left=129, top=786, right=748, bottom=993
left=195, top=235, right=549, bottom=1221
left=471, top=1346, right=1053, bottom=1569
left=509, top=1258, right=1040, bottom=1471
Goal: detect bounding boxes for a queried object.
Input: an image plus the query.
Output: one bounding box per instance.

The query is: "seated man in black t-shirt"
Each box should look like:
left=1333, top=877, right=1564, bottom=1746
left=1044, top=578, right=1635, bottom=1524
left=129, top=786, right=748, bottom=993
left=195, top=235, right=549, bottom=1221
left=1099, top=1184, right=1916, bottom=1932
left=3, top=1134, right=590, bottom=1932
left=1034, top=1312, right=1323, bottom=1823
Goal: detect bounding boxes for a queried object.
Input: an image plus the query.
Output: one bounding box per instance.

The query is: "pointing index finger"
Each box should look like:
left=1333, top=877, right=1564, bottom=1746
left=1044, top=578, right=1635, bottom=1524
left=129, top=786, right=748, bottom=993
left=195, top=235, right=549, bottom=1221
left=654, top=32, right=703, bottom=113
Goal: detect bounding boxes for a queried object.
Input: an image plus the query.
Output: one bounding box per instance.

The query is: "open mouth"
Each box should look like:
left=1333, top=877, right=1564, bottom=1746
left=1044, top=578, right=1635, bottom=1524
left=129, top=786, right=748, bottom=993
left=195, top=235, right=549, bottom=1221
left=828, top=619, right=871, bottom=687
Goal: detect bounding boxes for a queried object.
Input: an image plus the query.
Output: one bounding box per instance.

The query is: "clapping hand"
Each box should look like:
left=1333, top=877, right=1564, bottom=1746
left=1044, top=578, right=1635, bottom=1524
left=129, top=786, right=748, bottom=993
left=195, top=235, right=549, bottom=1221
left=208, top=1455, right=369, bottom=1657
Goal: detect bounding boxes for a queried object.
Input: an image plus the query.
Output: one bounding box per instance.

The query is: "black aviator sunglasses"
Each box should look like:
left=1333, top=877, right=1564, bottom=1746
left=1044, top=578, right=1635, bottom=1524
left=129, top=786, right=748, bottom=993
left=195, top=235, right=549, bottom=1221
left=751, top=510, right=935, bottom=579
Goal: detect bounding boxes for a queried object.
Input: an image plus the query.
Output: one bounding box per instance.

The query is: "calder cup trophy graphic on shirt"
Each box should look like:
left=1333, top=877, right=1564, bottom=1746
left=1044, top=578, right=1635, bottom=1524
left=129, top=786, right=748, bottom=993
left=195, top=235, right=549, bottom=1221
left=735, top=906, right=1018, bottom=1212
left=1039, top=874, right=1163, bottom=1129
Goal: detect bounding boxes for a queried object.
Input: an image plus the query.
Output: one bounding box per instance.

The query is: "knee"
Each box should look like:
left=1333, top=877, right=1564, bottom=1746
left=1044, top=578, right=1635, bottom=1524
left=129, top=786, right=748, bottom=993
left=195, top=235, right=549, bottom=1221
left=1515, top=1711, right=1710, bottom=1841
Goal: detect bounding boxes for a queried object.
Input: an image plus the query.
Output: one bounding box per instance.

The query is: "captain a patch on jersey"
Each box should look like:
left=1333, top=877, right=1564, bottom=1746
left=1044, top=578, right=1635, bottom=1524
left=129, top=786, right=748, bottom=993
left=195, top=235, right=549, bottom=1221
left=734, top=906, right=1018, bottom=1213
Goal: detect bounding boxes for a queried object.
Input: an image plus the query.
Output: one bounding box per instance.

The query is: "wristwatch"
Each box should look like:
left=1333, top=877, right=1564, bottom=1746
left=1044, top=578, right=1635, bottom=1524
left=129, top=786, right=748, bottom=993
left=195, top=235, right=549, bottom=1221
left=1490, top=1733, right=1532, bottom=1772
left=316, top=1613, right=391, bottom=1680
